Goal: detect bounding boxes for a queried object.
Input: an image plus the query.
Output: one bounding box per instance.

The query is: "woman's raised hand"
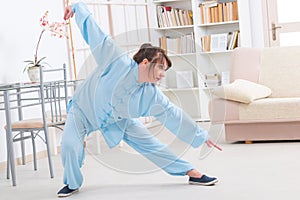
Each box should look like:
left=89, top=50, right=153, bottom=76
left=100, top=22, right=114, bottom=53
left=64, top=5, right=74, bottom=20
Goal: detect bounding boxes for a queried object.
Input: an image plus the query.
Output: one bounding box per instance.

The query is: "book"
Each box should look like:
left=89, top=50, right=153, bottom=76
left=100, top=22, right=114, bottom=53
left=163, top=33, right=195, bottom=54
left=164, top=6, right=172, bottom=27
left=228, top=31, right=239, bottom=50
left=159, top=36, right=167, bottom=52
left=217, top=3, right=223, bottom=22
left=210, top=33, right=228, bottom=52
left=232, top=1, right=239, bottom=21
left=170, top=8, right=178, bottom=26
left=201, top=35, right=211, bottom=52
left=199, top=4, right=205, bottom=24
left=174, top=8, right=181, bottom=26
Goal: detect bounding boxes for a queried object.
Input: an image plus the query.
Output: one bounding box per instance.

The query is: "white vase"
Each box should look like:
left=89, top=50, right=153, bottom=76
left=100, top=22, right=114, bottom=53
left=27, top=67, right=40, bottom=82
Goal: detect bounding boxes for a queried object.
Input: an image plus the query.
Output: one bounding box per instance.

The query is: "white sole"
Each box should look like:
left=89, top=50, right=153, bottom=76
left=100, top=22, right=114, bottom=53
left=189, top=179, right=218, bottom=186
left=57, top=189, right=79, bottom=198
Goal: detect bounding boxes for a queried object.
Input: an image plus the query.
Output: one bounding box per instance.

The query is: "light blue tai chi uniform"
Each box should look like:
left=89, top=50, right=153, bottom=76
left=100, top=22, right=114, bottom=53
left=61, top=2, right=208, bottom=190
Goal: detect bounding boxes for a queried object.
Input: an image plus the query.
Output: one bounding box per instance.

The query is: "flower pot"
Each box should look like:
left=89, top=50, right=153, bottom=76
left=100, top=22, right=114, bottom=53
left=27, top=67, right=40, bottom=82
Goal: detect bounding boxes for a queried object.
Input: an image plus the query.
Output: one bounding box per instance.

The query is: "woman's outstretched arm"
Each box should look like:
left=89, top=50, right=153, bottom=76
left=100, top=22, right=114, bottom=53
left=64, top=2, right=124, bottom=68
left=139, top=87, right=221, bottom=151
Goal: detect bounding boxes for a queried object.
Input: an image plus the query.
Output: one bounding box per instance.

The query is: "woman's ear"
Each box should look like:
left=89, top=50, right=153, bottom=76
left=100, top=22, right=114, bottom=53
left=142, top=58, right=149, bottom=65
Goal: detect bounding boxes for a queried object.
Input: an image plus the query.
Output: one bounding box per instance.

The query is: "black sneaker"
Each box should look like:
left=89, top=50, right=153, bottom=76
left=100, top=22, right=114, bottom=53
left=189, top=174, right=218, bottom=186
left=57, top=185, right=79, bottom=197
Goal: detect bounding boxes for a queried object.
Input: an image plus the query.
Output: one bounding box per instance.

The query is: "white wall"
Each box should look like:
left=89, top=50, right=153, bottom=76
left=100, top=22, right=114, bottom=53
left=0, top=0, right=267, bottom=163
left=0, top=0, right=67, bottom=162
left=237, top=0, right=266, bottom=48
left=248, top=0, right=266, bottom=47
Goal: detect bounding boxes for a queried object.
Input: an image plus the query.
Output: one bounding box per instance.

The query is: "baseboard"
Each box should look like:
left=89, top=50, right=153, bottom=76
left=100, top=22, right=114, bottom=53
left=0, top=147, right=61, bottom=170
left=0, top=161, right=6, bottom=170
left=15, top=150, right=48, bottom=165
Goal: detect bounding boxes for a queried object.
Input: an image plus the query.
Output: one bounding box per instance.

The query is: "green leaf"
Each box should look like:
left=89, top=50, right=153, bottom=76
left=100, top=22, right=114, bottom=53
left=36, top=57, right=47, bottom=65
left=24, top=60, right=35, bottom=64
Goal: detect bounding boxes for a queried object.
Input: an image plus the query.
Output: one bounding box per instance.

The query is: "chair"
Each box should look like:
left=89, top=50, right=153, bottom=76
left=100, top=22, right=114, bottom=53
left=5, top=64, right=70, bottom=182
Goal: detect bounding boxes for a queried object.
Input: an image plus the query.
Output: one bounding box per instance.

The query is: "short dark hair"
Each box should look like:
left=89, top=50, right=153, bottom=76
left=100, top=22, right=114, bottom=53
left=133, top=43, right=172, bottom=70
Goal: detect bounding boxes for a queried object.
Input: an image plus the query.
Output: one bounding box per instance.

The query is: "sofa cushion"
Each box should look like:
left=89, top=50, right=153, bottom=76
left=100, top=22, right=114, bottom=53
left=259, top=46, right=300, bottom=98
left=239, top=97, right=300, bottom=120
left=213, top=79, right=272, bottom=104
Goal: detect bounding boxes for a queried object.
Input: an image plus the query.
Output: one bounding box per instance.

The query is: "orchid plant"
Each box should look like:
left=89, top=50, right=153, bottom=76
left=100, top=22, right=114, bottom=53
left=23, top=11, right=68, bottom=72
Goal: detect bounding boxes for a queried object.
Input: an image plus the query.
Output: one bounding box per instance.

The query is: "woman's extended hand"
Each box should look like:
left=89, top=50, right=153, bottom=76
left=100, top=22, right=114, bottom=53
left=206, top=139, right=222, bottom=151
left=64, top=5, right=74, bottom=20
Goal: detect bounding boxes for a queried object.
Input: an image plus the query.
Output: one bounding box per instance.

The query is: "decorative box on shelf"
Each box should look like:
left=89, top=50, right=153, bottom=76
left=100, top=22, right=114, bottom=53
left=204, top=73, right=221, bottom=88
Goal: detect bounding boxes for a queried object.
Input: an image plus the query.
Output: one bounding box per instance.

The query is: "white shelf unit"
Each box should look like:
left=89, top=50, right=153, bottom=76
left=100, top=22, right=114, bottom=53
left=155, top=25, right=194, bottom=30
left=192, top=0, right=249, bottom=120
left=196, top=22, right=239, bottom=85
left=150, top=0, right=251, bottom=121
left=150, top=0, right=203, bottom=121
left=159, top=52, right=201, bottom=120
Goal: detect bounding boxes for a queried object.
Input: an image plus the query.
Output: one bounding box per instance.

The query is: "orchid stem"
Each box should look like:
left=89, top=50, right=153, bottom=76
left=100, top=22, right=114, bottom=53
left=35, top=30, right=45, bottom=64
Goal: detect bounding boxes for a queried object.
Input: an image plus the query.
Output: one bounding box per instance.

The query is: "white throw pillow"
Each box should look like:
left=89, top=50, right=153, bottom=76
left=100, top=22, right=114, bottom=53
left=213, top=79, right=272, bottom=104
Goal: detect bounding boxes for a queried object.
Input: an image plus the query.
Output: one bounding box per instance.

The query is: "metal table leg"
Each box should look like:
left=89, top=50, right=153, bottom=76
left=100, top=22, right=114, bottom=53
left=4, top=91, right=17, bottom=186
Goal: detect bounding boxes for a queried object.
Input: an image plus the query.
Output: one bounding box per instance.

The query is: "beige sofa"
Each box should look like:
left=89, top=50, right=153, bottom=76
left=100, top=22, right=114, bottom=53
left=210, top=46, right=300, bottom=143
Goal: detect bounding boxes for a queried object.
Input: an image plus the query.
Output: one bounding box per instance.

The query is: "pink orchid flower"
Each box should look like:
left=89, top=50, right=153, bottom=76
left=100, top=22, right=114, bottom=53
left=24, top=11, right=69, bottom=71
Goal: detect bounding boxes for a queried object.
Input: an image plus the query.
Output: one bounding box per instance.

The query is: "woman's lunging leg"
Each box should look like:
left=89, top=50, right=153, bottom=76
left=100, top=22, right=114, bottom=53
left=123, top=122, right=194, bottom=176
left=61, top=107, right=86, bottom=190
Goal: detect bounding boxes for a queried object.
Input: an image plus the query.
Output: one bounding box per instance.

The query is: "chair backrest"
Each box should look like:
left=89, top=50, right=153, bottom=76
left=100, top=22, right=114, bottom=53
left=39, top=64, right=68, bottom=127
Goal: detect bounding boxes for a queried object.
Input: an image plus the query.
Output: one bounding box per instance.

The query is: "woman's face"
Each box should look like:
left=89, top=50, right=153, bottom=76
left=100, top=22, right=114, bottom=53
left=149, top=60, right=168, bottom=84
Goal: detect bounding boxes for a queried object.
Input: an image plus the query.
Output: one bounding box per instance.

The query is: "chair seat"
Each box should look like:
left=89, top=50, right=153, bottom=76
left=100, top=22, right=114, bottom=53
left=5, top=117, right=66, bottom=130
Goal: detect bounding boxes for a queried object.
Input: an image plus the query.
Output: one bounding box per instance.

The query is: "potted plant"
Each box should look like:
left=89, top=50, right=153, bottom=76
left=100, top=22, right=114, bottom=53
left=24, top=57, right=48, bottom=82
left=24, top=11, right=68, bottom=82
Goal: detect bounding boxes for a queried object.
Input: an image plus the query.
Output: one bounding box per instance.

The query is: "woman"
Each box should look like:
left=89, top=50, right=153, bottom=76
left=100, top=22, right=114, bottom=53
left=58, top=2, right=221, bottom=197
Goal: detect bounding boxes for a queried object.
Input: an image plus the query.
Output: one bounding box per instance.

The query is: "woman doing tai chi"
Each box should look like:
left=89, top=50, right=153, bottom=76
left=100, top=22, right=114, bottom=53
left=58, top=2, right=222, bottom=197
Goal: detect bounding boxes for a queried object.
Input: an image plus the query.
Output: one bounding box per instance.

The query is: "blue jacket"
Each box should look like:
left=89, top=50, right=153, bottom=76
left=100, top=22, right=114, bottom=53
left=70, top=2, right=208, bottom=148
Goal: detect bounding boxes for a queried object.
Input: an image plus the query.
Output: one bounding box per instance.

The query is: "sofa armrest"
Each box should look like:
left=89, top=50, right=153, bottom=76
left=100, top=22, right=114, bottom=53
left=230, top=47, right=262, bottom=83
left=209, top=97, right=240, bottom=124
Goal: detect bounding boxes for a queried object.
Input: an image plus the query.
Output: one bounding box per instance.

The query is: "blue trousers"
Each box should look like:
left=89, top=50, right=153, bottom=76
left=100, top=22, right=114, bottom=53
left=61, top=106, right=194, bottom=190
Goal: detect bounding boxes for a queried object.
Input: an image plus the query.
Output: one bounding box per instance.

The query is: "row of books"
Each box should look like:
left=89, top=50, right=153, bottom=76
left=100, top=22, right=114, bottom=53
left=156, top=6, right=193, bottom=28
left=199, top=1, right=239, bottom=24
left=159, top=33, right=196, bottom=55
left=201, top=31, right=239, bottom=52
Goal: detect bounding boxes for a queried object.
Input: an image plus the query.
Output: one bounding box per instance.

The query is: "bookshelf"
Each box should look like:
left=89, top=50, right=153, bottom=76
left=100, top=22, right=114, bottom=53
left=151, top=0, right=201, bottom=121
left=150, top=0, right=251, bottom=121
left=193, top=0, right=251, bottom=120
